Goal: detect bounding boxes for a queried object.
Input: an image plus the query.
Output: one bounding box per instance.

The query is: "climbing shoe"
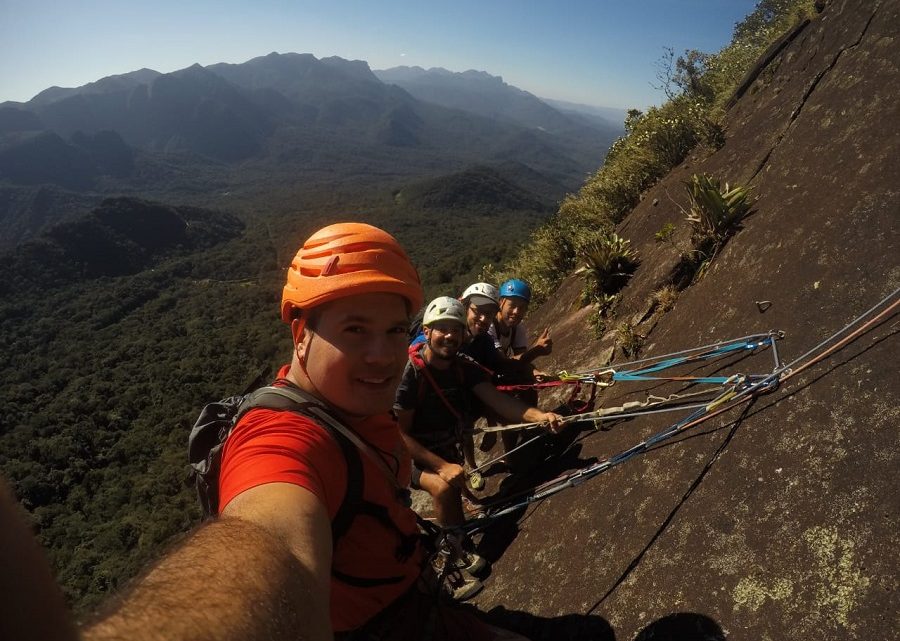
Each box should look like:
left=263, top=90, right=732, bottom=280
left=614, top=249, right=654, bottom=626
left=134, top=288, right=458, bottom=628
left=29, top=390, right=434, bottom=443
left=442, top=568, right=484, bottom=601
left=444, top=531, right=488, bottom=575
left=455, top=547, right=487, bottom=575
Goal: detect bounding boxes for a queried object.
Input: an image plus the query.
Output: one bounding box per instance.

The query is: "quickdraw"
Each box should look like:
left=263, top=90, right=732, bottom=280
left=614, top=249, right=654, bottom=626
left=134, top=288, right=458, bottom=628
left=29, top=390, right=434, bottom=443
left=461, top=334, right=781, bottom=482
left=453, top=288, right=899, bottom=534
left=475, top=331, right=783, bottom=438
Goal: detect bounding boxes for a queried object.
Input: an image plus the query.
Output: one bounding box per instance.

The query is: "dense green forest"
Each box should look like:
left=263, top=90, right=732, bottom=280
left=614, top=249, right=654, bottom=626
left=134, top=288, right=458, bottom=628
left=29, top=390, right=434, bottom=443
left=1, top=199, right=279, bottom=610
left=0, top=175, right=550, bottom=614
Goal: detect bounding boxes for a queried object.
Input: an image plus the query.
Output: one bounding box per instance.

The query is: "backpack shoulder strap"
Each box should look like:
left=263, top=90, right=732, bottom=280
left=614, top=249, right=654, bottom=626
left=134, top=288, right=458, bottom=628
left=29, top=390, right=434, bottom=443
left=240, top=385, right=421, bottom=586
left=234, top=385, right=365, bottom=544
left=324, top=425, right=364, bottom=545
left=408, top=343, right=431, bottom=409
left=407, top=342, right=426, bottom=368
left=256, top=384, right=402, bottom=492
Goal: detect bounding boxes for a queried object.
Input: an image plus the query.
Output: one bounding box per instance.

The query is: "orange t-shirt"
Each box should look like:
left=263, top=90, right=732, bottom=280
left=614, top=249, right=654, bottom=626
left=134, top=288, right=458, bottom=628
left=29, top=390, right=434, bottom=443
left=218, top=366, right=424, bottom=632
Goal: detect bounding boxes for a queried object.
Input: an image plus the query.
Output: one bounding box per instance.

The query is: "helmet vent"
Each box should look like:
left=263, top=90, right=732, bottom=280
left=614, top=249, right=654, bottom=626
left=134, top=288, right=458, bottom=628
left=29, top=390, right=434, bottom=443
left=321, top=255, right=340, bottom=276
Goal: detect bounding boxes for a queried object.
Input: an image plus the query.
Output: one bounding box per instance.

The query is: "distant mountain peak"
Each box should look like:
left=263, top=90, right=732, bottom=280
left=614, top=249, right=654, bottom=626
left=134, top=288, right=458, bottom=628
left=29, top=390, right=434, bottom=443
left=458, top=69, right=502, bottom=82
left=29, top=68, right=162, bottom=106
left=1, top=50, right=621, bottom=200
left=377, top=65, right=502, bottom=83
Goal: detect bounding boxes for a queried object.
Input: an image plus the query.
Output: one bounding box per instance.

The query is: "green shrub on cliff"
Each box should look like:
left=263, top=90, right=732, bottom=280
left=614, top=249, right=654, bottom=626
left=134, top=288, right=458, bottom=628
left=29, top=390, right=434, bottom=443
left=493, top=0, right=817, bottom=303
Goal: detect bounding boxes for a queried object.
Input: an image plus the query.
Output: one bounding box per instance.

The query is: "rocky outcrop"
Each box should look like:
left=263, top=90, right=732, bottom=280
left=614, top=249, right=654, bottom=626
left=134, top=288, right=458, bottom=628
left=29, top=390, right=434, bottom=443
left=476, top=2, right=899, bottom=639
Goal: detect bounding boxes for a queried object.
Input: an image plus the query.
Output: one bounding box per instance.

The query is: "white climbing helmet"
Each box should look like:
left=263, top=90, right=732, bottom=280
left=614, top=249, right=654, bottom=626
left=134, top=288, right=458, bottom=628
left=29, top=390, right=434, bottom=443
left=460, top=282, right=499, bottom=307
left=423, top=296, right=467, bottom=327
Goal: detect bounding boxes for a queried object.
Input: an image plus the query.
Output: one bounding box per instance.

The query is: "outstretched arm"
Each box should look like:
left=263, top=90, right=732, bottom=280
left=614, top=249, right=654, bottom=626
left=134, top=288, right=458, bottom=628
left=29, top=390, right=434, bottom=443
left=86, top=482, right=333, bottom=641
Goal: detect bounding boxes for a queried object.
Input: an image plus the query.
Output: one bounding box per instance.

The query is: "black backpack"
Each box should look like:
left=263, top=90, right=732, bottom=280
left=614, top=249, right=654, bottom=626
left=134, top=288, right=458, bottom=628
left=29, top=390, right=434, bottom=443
left=188, top=383, right=421, bottom=580
left=188, top=384, right=369, bottom=543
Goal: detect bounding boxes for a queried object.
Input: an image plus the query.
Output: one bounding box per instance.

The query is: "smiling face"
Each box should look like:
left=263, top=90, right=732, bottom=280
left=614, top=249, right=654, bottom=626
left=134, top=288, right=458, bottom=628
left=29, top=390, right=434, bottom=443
left=466, top=301, right=500, bottom=336
left=424, top=318, right=465, bottom=361
left=293, top=292, right=410, bottom=417
left=498, top=296, right=529, bottom=328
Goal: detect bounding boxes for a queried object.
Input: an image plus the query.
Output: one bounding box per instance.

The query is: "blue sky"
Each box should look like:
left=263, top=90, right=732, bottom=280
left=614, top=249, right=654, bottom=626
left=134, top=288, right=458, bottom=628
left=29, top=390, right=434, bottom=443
left=1, top=0, right=759, bottom=109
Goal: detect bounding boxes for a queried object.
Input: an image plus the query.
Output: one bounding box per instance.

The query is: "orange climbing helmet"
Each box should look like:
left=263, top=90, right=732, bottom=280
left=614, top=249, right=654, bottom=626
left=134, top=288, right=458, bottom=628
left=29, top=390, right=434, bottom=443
left=281, top=222, right=423, bottom=322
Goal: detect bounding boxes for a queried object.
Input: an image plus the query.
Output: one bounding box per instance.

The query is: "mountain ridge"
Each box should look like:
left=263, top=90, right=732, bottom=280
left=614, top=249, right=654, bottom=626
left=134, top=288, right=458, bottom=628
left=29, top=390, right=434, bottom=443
left=0, top=197, right=243, bottom=294
left=374, top=64, right=620, bottom=138
left=0, top=52, right=619, bottom=249
left=29, top=68, right=163, bottom=106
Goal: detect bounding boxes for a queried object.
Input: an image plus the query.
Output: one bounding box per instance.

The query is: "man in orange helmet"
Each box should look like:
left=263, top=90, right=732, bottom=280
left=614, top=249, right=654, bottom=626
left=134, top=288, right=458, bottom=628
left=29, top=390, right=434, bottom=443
left=72, top=222, right=528, bottom=641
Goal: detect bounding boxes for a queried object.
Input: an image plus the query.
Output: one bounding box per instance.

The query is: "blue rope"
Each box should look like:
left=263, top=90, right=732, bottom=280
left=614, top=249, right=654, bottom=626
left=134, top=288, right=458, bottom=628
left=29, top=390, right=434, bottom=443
left=612, top=373, right=733, bottom=383
left=463, top=380, right=754, bottom=531
left=567, top=333, right=778, bottom=380
left=460, top=336, right=784, bottom=531
left=609, top=337, right=774, bottom=383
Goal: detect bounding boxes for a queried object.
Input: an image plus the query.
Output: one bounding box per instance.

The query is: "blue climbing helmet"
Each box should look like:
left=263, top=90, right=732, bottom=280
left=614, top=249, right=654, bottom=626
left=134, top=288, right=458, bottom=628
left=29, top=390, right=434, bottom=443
left=499, top=279, right=532, bottom=302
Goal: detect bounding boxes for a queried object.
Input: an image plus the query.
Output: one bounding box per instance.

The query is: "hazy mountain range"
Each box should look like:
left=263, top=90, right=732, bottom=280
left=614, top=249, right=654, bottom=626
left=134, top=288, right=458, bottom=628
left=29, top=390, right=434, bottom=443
left=374, top=65, right=625, bottom=134
left=0, top=52, right=623, bottom=249
left=538, top=97, right=628, bottom=131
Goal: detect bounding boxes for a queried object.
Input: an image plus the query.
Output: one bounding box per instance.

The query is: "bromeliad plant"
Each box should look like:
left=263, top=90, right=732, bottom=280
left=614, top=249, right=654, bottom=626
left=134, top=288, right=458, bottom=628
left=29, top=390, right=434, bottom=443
left=670, top=173, right=755, bottom=284
left=615, top=321, right=645, bottom=357
left=684, top=173, right=754, bottom=251
left=489, top=2, right=811, bottom=304
left=576, top=233, right=639, bottom=306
